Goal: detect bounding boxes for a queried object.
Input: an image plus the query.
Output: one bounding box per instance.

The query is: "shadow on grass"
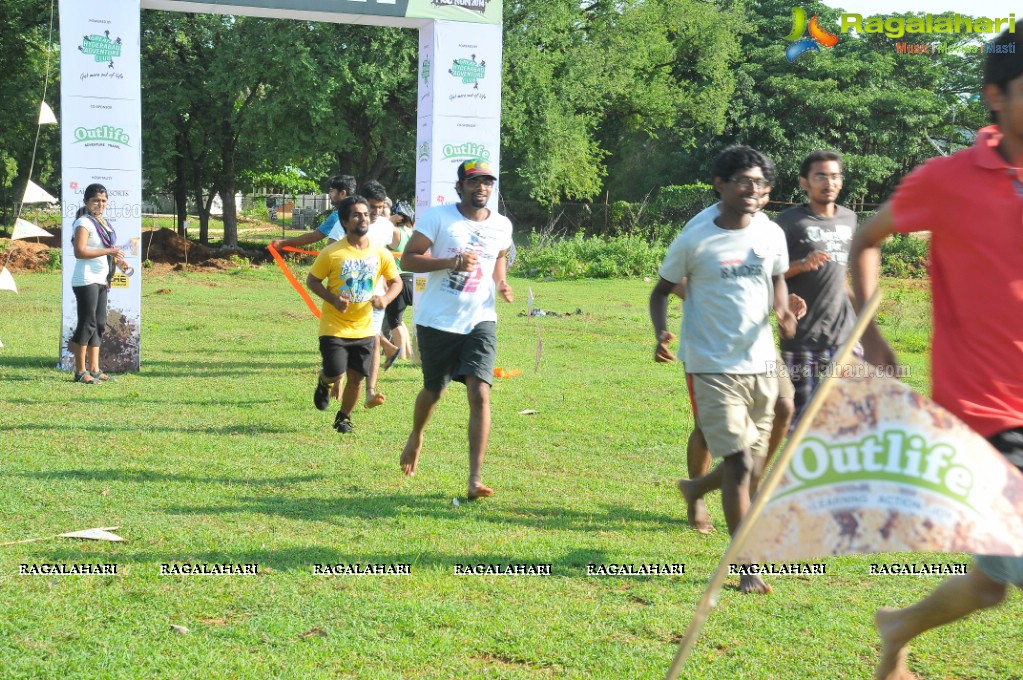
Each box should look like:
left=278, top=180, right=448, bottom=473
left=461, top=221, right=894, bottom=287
left=1, top=421, right=299, bottom=435
left=0, top=355, right=58, bottom=370
left=156, top=491, right=680, bottom=535
left=16, top=468, right=325, bottom=487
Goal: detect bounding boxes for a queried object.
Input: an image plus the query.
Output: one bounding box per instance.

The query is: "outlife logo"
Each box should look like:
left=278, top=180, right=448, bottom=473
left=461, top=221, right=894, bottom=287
left=785, top=8, right=840, bottom=62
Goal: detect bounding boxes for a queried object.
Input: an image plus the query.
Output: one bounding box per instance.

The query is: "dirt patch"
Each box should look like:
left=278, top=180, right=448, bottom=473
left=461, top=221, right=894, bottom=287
left=2, top=241, right=55, bottom=273
left=3, top=227, right=270, bottom=274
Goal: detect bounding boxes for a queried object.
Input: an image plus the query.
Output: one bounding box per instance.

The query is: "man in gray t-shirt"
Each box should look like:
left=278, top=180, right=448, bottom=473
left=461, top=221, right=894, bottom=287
left=774, top=150, right=859, bottom=423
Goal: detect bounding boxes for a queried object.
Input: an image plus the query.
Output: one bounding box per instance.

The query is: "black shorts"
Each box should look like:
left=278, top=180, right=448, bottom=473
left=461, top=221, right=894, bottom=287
left=416, top=321, right=497, bottom=392
left=319, top=336, right=374, bottom=379
left=383, top=273, right=414, bottom=335
left=991, top=427, right=1023, bottom=472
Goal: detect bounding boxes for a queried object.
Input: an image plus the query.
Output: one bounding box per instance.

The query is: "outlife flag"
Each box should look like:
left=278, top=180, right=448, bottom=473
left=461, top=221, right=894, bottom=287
left=739, top=374, right=1023, bottom=563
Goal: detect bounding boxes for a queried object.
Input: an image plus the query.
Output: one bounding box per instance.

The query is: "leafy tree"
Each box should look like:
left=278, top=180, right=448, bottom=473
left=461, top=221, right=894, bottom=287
left=141, top=12, right=324, bottom=246
left=501, top=0, right=748, bottom=205
left=0, top=0, right=59, bottom=226
left=687, top=0, right=987, bottom=207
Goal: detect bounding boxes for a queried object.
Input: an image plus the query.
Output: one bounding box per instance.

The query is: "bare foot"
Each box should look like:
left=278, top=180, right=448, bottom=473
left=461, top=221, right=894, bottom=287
left=400, top=433, right=422, bottom=476
left=364, top=392, right=385, bottom=409
left=874, top=608, right=918, bottom=680
left=467, top=484, right=494, bottom=500
left=739, top=573, right=772, bottom=594
left=677, top=479, right=713, bottom=534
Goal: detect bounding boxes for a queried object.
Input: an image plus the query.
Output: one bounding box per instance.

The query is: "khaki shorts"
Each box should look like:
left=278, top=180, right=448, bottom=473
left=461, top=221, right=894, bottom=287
left=689, top=373, right=777, bottom=459
left=776, top=354, right=795, bottom=400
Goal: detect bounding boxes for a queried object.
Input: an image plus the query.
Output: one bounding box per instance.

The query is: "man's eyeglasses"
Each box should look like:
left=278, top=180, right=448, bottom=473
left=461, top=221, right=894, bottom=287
left=464, top=177, right=496, bottom=187
left=730, top=176, right=772, bottom=191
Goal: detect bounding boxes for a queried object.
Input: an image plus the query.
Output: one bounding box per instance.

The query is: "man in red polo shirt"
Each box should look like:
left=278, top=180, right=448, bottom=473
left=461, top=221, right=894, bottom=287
left=850, top=27, right=1023, bottom=680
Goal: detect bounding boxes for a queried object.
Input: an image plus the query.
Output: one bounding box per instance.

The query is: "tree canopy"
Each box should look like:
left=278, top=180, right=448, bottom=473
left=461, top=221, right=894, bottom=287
left=0, top=0, right=995, bottom=231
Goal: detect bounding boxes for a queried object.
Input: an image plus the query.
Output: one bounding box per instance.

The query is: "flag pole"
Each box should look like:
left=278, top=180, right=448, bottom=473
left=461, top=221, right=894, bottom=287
left=664, top=288, right=883, bottom=680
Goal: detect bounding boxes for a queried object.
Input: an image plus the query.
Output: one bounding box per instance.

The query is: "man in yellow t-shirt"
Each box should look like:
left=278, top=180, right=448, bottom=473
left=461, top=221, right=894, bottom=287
left=306, top=196, right=402, bottom=433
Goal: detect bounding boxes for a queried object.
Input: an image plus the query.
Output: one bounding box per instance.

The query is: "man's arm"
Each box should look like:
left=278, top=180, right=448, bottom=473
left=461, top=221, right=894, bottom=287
left=372, top=276, right=403, bottom=310
left=849, top=202, right=899, bottom=368
left=400, top=232, right=473, bottom=273
left=271, top=229, right=325, bottom=252
left=493, top=248, right=513, bottom=302
left=784, top=250, right=830, bottom=278
left=649, top=277, right=678, bottom=362
left=773, top=274, right=797, bottom=339
left=305, top=272, right=348, bottom=313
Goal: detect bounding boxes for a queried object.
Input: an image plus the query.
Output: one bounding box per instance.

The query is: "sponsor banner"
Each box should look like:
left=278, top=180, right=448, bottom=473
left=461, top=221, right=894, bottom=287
left=60, top=3, right=139, bottom=100
left=433, top=22, right=501, bottom=119
left=60, top=0, right=141, bottom=372
left=425, top=126, right=500, bottom=206
left=61, top=99, right=141, bottom=171
left=740, top=374, right=1023, bottom=564
left=142, top=0, right=499, bottom=24
left=417, top=23, right=435, bottom=113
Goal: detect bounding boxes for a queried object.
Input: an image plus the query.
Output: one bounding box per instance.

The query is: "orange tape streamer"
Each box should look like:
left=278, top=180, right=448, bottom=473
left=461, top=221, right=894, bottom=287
left=268, top=244, right=321, bottom=319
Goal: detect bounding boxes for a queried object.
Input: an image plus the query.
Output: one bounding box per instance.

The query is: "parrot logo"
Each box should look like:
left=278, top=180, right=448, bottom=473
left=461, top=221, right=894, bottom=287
left=785, top=8, right=839, bottom=62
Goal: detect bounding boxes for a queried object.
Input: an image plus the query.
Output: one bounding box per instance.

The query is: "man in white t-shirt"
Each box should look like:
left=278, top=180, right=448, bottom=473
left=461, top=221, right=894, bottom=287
left=399, top=160, right=514, bottom=499
left=359, top=180, right=402, bottom=409
left=649, top=145, right=797, bottom=594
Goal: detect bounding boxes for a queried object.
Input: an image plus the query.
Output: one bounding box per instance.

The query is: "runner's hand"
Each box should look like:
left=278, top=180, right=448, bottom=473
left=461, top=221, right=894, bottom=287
left=370, top=295, right=387, bottom=310
left=789, top=293, right=807, bottom=320
left=654, top=330, right=677, bottom=363
left=332, top=293, right=350, bottom=313
left=801, top=250, right=830, bottom=272
left=497, top=281, right=514, bottom=302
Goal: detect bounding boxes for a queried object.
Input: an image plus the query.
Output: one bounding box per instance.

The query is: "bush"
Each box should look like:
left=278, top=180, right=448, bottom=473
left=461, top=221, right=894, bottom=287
left=515, top=231, right=666, bottom=280
left=881, top=233, right=928, bottom=278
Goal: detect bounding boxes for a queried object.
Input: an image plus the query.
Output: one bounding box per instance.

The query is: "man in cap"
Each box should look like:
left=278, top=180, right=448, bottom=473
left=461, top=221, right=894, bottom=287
left=399, top=160, right=514, bottom=499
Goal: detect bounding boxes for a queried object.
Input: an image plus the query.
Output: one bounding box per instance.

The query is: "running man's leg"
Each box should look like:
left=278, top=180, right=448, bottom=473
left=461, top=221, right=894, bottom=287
left=874, top=569, right=1007, bottom=680
left=465, top=376, right=493, bottom=498
left=401, top=387, right=442, bottom=475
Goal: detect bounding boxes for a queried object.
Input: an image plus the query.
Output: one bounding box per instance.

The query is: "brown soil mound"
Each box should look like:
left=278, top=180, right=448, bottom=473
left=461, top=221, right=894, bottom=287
left=2, top=241, right=54, bottom=273
left=142, top=228, right=214, bottom=264
left=3, top=227, right=265, bottom=273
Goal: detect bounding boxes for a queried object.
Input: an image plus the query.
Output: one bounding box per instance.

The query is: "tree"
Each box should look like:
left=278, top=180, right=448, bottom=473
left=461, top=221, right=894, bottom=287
left=501, top=0, right=749, bottom=204
left=141, top=12, right=325, bottom=246
left=0, top=0, right=59, bottom=227
left=686, top=0, right=987, bottom=207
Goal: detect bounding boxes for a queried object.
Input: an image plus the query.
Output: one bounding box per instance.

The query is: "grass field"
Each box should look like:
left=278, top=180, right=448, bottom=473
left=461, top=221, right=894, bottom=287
left=1, top=267, right=1020, bottom=679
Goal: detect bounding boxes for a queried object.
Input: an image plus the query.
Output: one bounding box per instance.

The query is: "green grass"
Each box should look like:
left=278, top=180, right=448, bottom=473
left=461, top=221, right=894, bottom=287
left=1, top=270, right=1020, bottom=679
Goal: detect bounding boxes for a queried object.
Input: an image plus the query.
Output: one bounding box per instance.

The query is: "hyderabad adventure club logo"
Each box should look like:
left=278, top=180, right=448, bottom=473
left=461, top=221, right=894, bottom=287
left=449, top=55, right=486, bottom=89
left=79, top=30, right=122, bottom=68
left=785, top=8, right=839, bottom=62
left=418, top=141, right=431, bottom=162
left=421, top=58, right=431, bottom=85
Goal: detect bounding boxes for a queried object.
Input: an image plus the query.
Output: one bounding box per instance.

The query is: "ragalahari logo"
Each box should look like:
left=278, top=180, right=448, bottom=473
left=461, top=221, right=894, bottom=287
left=79, top=30, right=122, bottom=68
left=449, top=55, right=486, bottom=89
left=785, top=8, right=839, bottom=62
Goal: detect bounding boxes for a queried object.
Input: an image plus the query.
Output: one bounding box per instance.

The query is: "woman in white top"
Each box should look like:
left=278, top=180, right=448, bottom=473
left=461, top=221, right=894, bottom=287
left=69, top=183, right=124, bottom=384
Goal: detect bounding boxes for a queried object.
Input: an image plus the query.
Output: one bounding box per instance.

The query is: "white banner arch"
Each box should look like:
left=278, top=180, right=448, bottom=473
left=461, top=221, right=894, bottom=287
left=59, top=0, right=501, bottom=370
